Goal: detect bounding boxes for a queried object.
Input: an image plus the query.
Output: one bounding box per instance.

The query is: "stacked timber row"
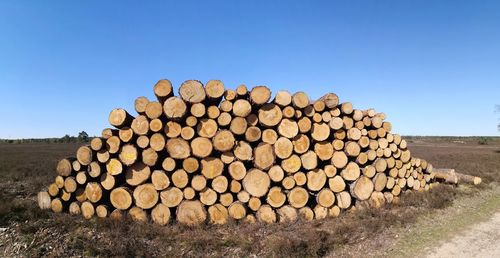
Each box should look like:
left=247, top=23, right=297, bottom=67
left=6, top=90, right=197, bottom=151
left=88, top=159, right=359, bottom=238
left=38, top=79, right=436, bottom=225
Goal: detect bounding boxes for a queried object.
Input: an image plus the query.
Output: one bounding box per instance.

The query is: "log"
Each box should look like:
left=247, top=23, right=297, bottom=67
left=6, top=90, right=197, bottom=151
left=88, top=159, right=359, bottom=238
left=212, top=130, right=235, bottom=152
left=275, top=137, right=293, bottom=159
left=233, top=99, right=252, bottom=117
left=340, top=162, right=360, bottom=181
left=108, top=108, right=133, bottom=129
left=119, top=144, right=138, bottom=166
left=145, top=101, right=163, bottom=119
left=201, top=157, right=224, bottom=179
left=373, top=173, right=388, bottom=192
left=250, top=86, right=272, bottom=105
left=100, top=173, right=115, bottom=190
left=306, top=169, right=327, bottom=191
left=106, top=136, right=121, bottom=154
left=163, top=96, right=187, bottom=119
left=50, top=198, right=64, bottom=213
left=90, top=137, right=104, bottom=151
left=172, top=169, right=189, bottom=188
left=228, top=161, right=247, bottom=180
left=245, top=126, right=261, bottom=142
left=351, top=176, right=374, bottom=200
left=262, top=129, right=278, bottom=144
left=315, top=142, right=334, bottom=161
left=212, top=175, right=228, bottom=193
left=69, top=202, right=81, bottom=215
left=266, top=186, right=286, bottom=208
left=56, top=158, right=74, bottom=177
left=205, top=80, right=225, bottom=102
left=76, top=146, right=93, bottom=166
left=151, top=203, right=171, bottom=226
left=153, top=79, right=173, bottom=103
left=277, top=119, right=298, bottom=139
left=179, top=80, right=206, bottom=104
left=101, top=128, right=117, bottom=139
left=299, top=207, right=315, bottom=221
left=200, top=188, right=217, bottom=205
left=233, top=141, right=253, bottom=161
left=253, top=143, right=275, bottom=170
left=268, top=165, right=285, bottom=182
left=182, top=157, right=199, bottom=173
left=228, top=202, right=247, bottom=220
left=311, top=123, right=330, bottom=141
left=208, top=204, right=229, bottom=225
left=190, top=137, right=213, bottom=158
left=64, top=177, right=77, bottom=193
left=278, top=205, right=298, bottom=223
left=301, top=151, right=318, bottom=170
left=131, top=115, right=150, bottom=136
left=230, top=117, right=248, bottom=135
left=129, top=206, right=148, bottom=222
left=248, top=197, right=262, bottom=211
left=96, top=205, right=109, bottom=218
left=293, top=172, right=307, bottom=186
left=166, top=138, right=191, bottom=159
left=313, top=205, right=328, bottom=219
left=293, top=134, right=310, bottom=154
left=119, top=128, right=134, bottom=143
left=85, top=182, right=102, bottom=203
left=150, top=133, right=166, bottom=152
left=329, top=175, right=346, bottom=193
left=133, top=183, right=159, bottom=209
left=318, top=93, right=339, bottom=109
left=258, top=104, right=282, bottom=127
left=292, top=92, right=309, bottom=109
left=331, top=151, right=348, bottom=169
left=134, top=96, right=150, bottom=114
left=317, top=189, right=335, bottom=208
left=288, top=187, right=309, bottom=208
left=256, top=205, right=276, bottom=223
left=37, top=191, right=51, bottom=210
left=106, top=158, right=123, bottom=175
left=336, top=191, right=352, bottom=209
left=274, top=90, right=292, bottom=107
left=281, top=154, right=302, bottom=174
left=243, top=169, right=271, bottom=198
left=220, top=193, right=234, bottom=207
left=125, top=162, right=151, bottom=186
left=236, top=84, right=248, bottom=97
left=81, top=201, right=95, bottom=219
left=160, top=187, right=184, bottom=207
left=48, top=183, right=59, bottom=197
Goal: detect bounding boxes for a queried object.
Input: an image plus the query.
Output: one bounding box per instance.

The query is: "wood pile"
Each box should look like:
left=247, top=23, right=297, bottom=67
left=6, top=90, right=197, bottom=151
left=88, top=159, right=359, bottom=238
left=38, top=79, right=437, bottom=225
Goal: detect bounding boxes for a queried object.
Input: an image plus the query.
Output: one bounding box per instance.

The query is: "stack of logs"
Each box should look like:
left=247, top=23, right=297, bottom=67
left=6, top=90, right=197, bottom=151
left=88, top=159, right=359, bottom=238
left=38, top=79, right=436, bottom=225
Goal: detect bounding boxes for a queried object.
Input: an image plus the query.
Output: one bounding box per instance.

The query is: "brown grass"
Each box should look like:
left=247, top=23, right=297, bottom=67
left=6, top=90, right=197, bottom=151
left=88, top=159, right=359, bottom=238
left=0, top=138, right=498, bottom=257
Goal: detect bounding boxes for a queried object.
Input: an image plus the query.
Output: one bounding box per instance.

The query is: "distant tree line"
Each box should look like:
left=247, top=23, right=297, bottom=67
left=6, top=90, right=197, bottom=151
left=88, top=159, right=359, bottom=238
left=0, top=131, right=90, bottom=144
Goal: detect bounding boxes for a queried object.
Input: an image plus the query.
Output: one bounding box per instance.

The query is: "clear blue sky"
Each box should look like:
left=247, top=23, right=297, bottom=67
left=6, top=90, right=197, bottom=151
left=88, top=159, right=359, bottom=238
left=0, top=0, right=499, bottom=138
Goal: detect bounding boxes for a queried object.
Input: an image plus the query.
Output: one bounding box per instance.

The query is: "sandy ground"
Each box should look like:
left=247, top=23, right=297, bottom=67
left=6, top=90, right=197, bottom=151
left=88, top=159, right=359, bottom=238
left=426, top=211, right=500, bottom=258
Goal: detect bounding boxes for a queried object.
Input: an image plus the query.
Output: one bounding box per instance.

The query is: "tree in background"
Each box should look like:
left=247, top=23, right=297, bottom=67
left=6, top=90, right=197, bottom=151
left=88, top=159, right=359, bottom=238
left=496, top=105, right=500, bottom=131
left=78, top=131, right=89, bottom=142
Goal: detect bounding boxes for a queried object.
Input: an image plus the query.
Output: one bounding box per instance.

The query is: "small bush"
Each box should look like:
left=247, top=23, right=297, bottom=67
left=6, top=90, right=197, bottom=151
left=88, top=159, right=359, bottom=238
left=478, top=137, right=489, bottom=145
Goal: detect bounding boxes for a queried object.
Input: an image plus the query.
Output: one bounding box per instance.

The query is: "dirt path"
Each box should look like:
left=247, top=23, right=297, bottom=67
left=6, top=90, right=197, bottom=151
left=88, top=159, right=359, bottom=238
left=426, top=211, right=500, bottom=258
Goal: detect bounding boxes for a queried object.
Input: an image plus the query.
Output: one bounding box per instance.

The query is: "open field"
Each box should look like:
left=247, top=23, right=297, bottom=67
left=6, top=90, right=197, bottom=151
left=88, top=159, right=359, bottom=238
left=0, top=137, right=499, bottom=257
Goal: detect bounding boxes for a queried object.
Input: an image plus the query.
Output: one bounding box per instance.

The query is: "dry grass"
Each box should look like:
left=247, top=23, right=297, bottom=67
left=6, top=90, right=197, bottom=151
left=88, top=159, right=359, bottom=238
left=0, top=138, right=498, bottom=257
